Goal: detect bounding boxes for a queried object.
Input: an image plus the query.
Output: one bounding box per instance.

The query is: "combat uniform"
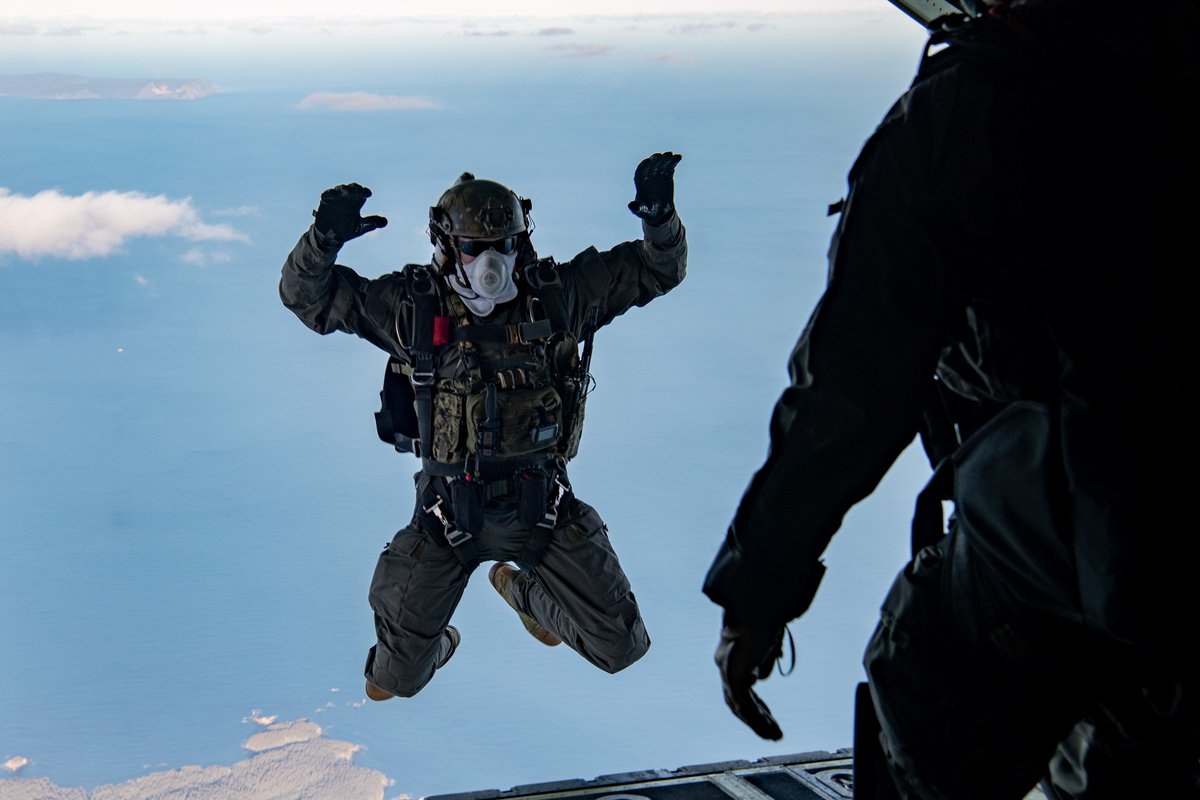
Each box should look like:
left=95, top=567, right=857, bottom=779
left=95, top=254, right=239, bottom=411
left=282, top=209, right=686, bottom=697
left=704, top=2, right=1197, bottom=797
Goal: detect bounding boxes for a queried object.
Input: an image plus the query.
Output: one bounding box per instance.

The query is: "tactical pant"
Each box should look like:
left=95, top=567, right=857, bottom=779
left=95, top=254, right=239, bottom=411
left=863, top=524, right=1199, bottom=800
left=363, top=473, right=650, bottom=698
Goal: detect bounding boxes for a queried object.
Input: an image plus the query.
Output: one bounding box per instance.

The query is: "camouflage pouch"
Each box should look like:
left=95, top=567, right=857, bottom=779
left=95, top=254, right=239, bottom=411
left=465, top=385, right=562, bottom=457
left=431, top=390, right=467, bottom=463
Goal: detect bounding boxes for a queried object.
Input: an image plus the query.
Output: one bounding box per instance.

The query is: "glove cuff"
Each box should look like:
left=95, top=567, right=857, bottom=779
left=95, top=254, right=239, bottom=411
left=311, top=223, right=345, bottom=252
left=705, top=546, right=826, bottom=629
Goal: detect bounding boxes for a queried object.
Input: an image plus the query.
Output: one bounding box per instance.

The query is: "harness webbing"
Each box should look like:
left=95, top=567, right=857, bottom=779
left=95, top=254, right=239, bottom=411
left=451, top=318, right=552, bottom=345
left=387, top=259, right=596, bottom=570
left=404, top=265, right=440, bottom=459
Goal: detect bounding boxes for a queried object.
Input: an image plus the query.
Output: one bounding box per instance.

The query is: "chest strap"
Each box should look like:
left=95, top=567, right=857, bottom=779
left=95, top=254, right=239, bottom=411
left=451, top=318, right=552, bottom=345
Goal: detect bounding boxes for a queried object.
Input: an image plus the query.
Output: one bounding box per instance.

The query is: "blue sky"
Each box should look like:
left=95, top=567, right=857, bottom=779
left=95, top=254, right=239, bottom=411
left=1, top=5, right=933, bottom=799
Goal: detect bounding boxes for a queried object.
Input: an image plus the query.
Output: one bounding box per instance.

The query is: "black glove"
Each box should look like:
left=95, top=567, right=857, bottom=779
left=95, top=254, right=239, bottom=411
left=628, top=151, right=682, bottom=225
left=312, top=183, right=388, bottom=243
left=715, top=623, right=785, bottom=740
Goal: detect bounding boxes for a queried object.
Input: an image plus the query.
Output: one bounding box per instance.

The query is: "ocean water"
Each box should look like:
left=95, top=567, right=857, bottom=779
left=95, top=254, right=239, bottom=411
left=1, top=12, right=931, bottom=797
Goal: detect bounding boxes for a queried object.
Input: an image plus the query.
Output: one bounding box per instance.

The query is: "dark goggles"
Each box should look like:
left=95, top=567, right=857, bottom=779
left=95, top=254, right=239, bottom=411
left=455, top=236, right=518, bottom=257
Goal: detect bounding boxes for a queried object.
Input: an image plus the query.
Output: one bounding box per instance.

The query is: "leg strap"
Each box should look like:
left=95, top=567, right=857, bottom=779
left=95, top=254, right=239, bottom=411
left=515, top=472, right=571, bottom=571
left=419, top=479, right=480, bottom=571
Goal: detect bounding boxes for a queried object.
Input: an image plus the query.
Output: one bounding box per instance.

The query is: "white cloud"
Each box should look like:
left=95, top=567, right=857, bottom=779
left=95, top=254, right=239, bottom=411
left=3, top=756, right=28, bottom=773
left=0, top=718, right=390, bottom=800
left=0, top=187, right=248, bottom=261
left=673, top=20, right=738, bottom=33
left=547, top=43, right=612, bottom=58
left=181, top=247, right=233, bottom=266
left=212, top=205, right=261, bottom=217
left=0, top=2, right=880, bottom=20
left=297, top=92, right=441, bottom=112
left=650, top=50, right=695, bottom=64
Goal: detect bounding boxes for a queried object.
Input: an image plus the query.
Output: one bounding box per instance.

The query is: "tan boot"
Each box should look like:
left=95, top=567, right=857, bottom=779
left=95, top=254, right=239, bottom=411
left=365, top=625, right=461, bottom=701
left=488, top=563, right=562, bottom=647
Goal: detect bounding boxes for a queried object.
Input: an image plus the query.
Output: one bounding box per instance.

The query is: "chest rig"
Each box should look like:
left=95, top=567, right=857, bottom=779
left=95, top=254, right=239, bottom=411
left=374, top=260, right=598, bottom=569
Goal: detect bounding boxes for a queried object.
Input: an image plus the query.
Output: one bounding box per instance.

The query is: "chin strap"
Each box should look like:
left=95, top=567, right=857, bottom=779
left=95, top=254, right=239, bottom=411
left=452, top=256, right=473, bottom=293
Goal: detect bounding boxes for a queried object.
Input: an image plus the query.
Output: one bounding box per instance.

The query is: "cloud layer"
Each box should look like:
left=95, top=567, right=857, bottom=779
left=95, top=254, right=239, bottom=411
left=297, top=92, right=441, bottom=112
left=0, top=188, right=247, bottom=261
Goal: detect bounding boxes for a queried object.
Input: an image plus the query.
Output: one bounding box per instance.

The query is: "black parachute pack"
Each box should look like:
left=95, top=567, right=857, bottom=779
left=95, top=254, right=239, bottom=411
left=374, top=358, right=420, bottom=453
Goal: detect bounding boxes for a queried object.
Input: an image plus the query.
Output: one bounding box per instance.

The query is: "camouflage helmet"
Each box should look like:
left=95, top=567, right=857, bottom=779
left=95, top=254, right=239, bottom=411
left=429, top=172, right=532, bottom=242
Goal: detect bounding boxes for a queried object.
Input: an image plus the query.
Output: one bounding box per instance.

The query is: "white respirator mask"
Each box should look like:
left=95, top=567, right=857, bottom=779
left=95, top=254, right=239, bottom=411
left=451, top=249, right=519, bottom=316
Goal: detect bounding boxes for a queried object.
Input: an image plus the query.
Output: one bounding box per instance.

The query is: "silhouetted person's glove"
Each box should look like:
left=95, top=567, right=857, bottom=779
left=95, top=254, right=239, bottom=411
left=313, top=183, right=388, bottom=244
left=628, top=151, right=682, bottom=225
left=715, top=622, right=785, bottom=740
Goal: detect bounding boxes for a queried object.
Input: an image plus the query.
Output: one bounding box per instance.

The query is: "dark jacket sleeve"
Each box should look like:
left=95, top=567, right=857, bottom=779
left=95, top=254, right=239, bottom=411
left=279, top=225, right=409, bottom=358
left=703, top=58, right=994, bottom=628
left=555, top=213, right=687, bottom=335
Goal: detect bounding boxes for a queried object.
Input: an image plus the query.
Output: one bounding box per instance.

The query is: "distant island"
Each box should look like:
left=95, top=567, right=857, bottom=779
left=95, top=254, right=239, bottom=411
left=0, top=72, right=218, bottom=100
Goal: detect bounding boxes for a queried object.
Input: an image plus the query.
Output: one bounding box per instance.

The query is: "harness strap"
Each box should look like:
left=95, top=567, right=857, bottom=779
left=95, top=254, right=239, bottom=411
left=525, top=258, right=571, bottom=332
left=421, top=453, right=559, bottom=480
left=421, top=485, right=480, bottom=571
left=515, top=473, right=571, bottom=571
left=418, top=468, right=570, bottom=572
left=451, top=318, right=552, bottom=345
left=525, top=257, right=599, bottom=461
left=404, top=265, right=440, bottom=459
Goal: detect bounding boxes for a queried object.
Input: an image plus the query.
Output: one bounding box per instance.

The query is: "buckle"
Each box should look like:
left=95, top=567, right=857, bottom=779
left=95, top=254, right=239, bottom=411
left=423, top=496, right=473, bottom=547
left=423, top=495, right=449, bottom=523
left=444, top=526, right=473, bottom=547
left=536, top=476, right=570, bottom=530
left=410, top=370, right=435, bottom=387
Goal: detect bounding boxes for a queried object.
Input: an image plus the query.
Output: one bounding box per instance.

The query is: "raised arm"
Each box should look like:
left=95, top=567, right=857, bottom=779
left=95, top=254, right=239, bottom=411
left=279, top=183, right=408, bottom=356
left=545, top=152, right=688, bottom=335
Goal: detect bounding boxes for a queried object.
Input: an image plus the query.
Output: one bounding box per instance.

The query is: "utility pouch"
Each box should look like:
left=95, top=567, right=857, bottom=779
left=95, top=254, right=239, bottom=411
left=431, top=390, right=467, bottom=463
left=558, top=378, right=587, bottom=461
left=450, top=478, right=484, bottom=534
left=466, top=385, right=562, bottom=458
left=516, top=470, right=550, bottom=526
